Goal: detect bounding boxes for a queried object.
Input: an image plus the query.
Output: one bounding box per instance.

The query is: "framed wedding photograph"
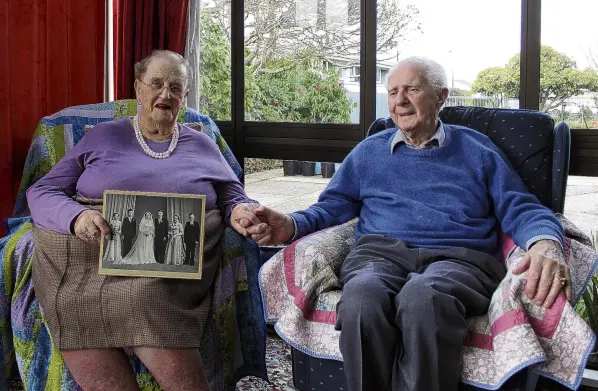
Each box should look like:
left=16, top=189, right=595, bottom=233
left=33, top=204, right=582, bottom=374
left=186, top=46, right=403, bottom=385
left=99, top=190, right=206, bottom=280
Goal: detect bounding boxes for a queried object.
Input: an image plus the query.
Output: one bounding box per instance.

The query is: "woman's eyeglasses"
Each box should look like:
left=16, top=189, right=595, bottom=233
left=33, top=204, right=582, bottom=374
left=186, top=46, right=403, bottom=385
left=139, top=79, right=186, bottom=98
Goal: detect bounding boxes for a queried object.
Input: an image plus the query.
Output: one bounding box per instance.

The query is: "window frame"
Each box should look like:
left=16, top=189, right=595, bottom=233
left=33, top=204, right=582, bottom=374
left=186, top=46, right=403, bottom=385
left=214, top=0, right=597, bottom=177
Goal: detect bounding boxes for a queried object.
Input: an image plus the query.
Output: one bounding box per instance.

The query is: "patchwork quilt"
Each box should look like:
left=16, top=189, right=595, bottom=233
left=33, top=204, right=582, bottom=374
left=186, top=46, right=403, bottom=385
left=260, top=215, right=598, bottom=390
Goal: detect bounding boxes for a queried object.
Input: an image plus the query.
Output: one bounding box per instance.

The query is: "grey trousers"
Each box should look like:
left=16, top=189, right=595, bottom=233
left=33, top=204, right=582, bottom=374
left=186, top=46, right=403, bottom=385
left=335, top=235, right=506, bottom=391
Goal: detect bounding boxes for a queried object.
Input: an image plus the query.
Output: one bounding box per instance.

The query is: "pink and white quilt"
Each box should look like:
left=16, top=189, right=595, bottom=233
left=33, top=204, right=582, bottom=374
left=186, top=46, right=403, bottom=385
left=259, top=215, right=598, bottom=389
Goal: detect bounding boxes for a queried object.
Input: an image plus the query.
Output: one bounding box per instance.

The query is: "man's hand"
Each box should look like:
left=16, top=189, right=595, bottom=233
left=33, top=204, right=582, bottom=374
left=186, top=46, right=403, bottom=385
left=512, top=239, right=572, bottom=308
left=246, top=206, right=295, bottom=245
left=73, top=210, right=111, bottom=245
left=231, top=203, right=263, bottom=236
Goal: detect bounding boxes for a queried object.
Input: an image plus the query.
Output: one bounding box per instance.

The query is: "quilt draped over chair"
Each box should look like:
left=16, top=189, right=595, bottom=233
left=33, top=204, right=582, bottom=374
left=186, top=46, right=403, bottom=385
left=0, top=100, right=267, bottom=391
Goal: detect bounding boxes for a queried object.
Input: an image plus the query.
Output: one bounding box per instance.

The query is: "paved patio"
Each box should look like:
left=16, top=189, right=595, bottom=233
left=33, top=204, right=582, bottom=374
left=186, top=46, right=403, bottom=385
left=245, top=169, right=598, bottom=239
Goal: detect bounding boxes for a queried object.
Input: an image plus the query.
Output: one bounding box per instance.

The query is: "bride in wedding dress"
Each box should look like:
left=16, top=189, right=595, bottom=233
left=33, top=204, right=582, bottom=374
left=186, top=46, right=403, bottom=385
left=119, top=212, right=157, bottom=265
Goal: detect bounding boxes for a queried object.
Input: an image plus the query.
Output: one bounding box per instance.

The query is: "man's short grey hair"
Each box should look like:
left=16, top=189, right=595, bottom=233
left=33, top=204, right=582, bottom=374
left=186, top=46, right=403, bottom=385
left=385, top=57, right=448, bottom=91
left=134, top=50, right=192, bottom=88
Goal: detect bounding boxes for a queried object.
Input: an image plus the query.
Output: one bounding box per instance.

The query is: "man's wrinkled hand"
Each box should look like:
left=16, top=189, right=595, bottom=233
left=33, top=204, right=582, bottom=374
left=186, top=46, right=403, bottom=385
left=512, top=239, right=572, bottom=308
left=246, top=206, right=295, bottom=246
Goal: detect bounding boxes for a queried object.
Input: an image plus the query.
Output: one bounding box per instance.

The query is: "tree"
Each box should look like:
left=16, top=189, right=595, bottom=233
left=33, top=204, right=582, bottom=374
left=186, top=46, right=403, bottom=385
left=247, top=57, right=356, bottom=123
left=202, top=0, right=421, bottom=74
left=586, top=46, right=598, bottom=112
left=198, top=12, right=356, bottom=124
left=449, top=87, right=471, bottom=97
left=472, top=46, right=598, bottom=112
left=198, top=13, right=232, bottom=120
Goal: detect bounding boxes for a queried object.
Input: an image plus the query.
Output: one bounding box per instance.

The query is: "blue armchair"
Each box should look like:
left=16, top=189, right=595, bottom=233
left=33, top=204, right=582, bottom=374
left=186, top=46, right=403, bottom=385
left=270, top=106, right=573, bottom=391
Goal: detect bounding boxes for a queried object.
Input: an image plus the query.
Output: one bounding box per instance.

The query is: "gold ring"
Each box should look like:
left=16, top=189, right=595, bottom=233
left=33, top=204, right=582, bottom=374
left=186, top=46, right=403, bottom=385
left=554, top=276, right=567, bottom=286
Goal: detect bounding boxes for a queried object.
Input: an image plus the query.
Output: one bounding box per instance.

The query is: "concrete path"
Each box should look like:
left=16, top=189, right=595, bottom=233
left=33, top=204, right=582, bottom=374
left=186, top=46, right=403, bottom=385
left=246, top=169, right=598, bottom=239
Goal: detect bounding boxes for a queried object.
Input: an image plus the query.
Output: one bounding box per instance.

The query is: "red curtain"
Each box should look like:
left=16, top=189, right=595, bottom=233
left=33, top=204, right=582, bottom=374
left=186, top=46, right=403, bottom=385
left=0, top=0, right=105, bottom=236
left=114, top=0, right=189, bottom=99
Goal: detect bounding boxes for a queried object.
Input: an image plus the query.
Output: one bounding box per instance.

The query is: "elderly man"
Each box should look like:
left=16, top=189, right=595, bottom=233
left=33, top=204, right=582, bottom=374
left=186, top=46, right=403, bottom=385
left=246, top=57, right=571, bottom=391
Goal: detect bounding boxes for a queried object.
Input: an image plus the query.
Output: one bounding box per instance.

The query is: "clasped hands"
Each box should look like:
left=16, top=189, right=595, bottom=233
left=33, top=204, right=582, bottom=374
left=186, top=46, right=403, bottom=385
left=232, top=204, right=572, bottom=310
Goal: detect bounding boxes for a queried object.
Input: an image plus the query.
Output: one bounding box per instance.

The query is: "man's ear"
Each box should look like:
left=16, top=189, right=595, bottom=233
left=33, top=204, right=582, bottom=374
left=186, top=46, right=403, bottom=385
left=439, top=88, right=449, bottom=105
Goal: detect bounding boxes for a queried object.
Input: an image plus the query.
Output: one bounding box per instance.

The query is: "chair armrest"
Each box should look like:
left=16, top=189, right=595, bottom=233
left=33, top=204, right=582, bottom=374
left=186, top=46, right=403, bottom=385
left=260, top=245, right=286, bottom=266
left=551, top=121, right=570, bottom=214
left=288, top=219, right=358, bottom=298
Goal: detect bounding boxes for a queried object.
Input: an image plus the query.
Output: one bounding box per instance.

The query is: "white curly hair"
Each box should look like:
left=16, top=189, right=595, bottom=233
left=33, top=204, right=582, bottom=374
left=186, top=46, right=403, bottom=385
left=385, top=56, right=449, bottom=91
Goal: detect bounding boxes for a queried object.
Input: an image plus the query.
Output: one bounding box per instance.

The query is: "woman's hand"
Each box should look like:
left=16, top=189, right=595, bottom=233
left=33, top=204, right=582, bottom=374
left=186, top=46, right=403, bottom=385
left=231, top=203, right=264, bottom=236
left=73, top=210, right=111, bottom=245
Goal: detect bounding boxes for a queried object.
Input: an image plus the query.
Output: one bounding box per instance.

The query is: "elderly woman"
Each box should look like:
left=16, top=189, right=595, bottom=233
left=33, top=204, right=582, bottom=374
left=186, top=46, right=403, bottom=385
left=27, top=50, right=260, bottom=391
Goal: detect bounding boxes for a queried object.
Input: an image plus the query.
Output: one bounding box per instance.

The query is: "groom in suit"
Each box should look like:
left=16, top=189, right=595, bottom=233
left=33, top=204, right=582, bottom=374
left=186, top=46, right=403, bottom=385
left=184, top=213, right=200, bottom=266
left=121, top=209, right=136, bottom=257
left=154, top=210, right=168, bottom=263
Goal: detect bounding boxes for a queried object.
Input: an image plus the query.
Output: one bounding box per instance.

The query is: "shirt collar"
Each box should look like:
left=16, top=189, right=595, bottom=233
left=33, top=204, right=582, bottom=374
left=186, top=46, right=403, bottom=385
left=390, top=121, right=445, bottom=152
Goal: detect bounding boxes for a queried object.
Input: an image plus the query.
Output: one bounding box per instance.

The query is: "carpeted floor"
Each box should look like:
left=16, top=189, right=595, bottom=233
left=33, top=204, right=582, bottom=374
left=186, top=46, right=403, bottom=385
left=236, top=333, right=296, bottom=391
left=7, top=334, right=595, bottom=391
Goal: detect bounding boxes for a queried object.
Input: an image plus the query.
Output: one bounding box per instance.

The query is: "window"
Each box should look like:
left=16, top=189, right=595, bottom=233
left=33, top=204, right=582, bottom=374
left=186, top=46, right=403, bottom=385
left=542, top=0, right=598, bottom=130
left=543, top=1, right=598, bottom=246
left=244, top=158, right=341, bottom=214
left=350, top=66, right=360, bottom=82
left=197, top=0, right=232, bottom=120
left=377, top=0, right=521, bottom=119
left=244, top=0, right=360, bottom=124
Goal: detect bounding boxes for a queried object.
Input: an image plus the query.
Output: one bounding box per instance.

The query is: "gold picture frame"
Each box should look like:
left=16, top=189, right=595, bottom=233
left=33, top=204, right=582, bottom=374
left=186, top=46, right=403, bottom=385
left=99, top=190, right=206, bottom=280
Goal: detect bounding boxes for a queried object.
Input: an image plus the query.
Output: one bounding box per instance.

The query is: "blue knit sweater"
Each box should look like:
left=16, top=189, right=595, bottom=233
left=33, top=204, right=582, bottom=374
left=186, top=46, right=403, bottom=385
left=290, top=124, right=563, bottom=256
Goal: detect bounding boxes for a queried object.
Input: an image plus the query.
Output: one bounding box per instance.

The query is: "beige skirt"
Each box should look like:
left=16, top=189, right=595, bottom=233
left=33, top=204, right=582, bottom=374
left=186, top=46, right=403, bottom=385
left=32, top=201, right=224, bottom=350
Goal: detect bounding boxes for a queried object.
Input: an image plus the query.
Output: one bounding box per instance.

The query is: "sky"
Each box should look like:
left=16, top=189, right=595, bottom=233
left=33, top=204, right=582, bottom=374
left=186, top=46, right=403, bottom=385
left=395, top=0, right=598, bottom=87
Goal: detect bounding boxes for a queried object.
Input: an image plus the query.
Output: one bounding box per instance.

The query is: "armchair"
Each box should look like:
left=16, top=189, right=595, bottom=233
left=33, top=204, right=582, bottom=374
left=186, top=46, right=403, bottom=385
left=0, top=100, right=267, bottom=391
left=259, top=107, right=598, bottom=390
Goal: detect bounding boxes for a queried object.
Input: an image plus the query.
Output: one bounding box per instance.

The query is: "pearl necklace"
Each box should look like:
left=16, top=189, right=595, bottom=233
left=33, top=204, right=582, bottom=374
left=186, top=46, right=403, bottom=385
left=133, top=115, right=179, bottom=159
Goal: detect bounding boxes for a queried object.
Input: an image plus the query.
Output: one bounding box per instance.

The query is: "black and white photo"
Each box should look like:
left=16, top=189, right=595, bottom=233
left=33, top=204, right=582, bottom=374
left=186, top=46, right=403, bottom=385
left=99, top=190, right=206, bottom=279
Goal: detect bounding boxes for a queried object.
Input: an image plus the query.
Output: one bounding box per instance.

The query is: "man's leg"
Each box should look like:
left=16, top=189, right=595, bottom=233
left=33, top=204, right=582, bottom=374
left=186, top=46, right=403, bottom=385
left=154, top=241, right=160, bottom=263
left=184, top=242, right=190, bottom=265
left=336, top=235, right=415, bottom=391
left=122, top=237, right=129, bottom=257
left=159, top=241, right=165, bottom=263
left=189, top=242, right=196, bottom=265
left=394, top=260, right=497, bottom=391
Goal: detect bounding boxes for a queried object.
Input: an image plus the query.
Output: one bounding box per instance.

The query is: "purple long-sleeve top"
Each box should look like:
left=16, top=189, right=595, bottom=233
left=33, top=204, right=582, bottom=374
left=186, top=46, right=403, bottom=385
left=26, top=118, right=254, bottom=234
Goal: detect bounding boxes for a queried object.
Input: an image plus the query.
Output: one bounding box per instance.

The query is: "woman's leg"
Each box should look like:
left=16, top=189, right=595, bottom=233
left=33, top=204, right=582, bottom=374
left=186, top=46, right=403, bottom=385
left=133, top=347, right=209, bottom=391
left=62, top=348, right=140, bottom=391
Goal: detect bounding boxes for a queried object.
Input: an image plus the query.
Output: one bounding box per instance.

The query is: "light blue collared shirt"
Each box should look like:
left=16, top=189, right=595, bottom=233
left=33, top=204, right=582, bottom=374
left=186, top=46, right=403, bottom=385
left=391, top=121, right=446, bottom=153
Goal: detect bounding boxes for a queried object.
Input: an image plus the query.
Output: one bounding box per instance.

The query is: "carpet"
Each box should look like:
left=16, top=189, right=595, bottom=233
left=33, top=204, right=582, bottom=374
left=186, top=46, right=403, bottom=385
left=6, top=334, right=595, bottom=390
left=236, top=333, right=295, bottom=391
